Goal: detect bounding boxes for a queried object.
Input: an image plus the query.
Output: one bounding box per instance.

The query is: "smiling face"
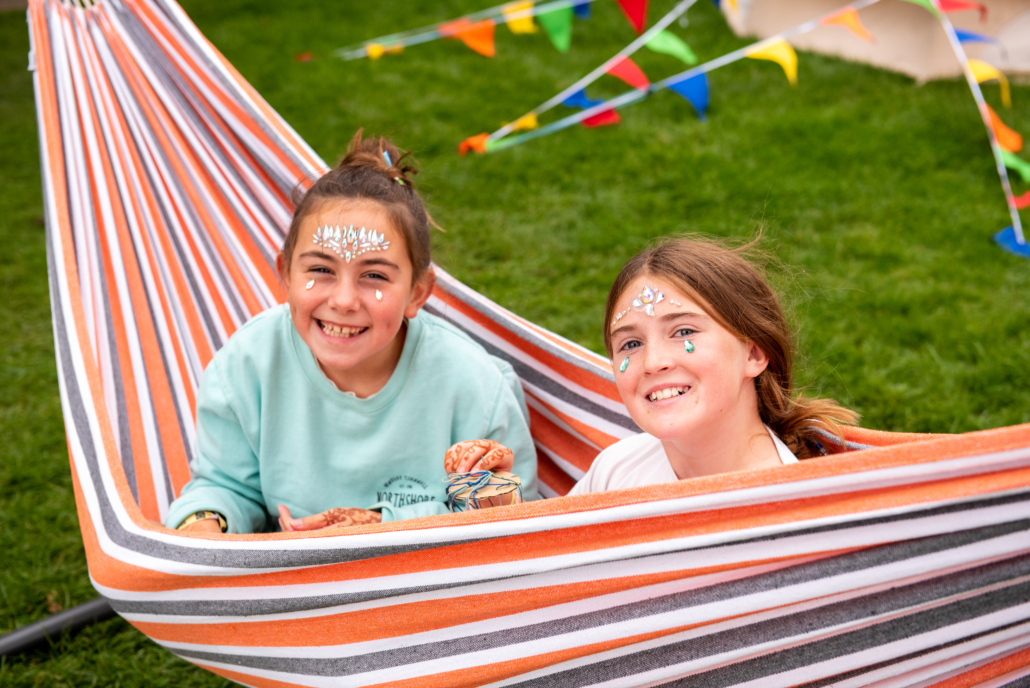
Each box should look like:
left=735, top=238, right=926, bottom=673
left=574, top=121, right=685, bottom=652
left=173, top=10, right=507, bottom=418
left=608, top=276, right=769, bottom=446
left=278, top=200, right=434, bottom=396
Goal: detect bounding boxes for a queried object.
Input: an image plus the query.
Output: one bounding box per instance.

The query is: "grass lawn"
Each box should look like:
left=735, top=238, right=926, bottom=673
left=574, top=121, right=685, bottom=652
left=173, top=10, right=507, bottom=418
left=1, top=0, right=1028, bottom=683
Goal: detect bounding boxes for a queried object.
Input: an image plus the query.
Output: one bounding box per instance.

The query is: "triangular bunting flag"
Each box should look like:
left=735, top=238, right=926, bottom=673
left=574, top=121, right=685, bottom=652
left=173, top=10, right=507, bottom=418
left=986, top=104, right=1023, bottom=153
left=969, top=59, right=1011, bottom=108
left=606, top=55, right=650, bottom=90
left=1014, top=191, right=1030, bottom=210
left=510, top=113, right=539, bottom=132
left=538, top=6, right=573, bottom=52
left=821, top=7, right=874, bottom=42
left=900, top=0, right=940, bottom=15
left=614, top=0, right=649, bottom=33
left=668, top=72, right=709, bottom=119
left=1001, top=150, right=1030, bottom=183
left=440, top=18, right=497, bottom=57
left=955, top=29, right=997, bottom=46
left=563, top=89, right=605, bottom=109
left=582, top=109, right=622, bottom=127
left=938, top=0, right=988, bottom=21
left=645, top=30, right=698, bottom=66
left=458, top=133, right=490, bottom=155
left=573, top=1, right=592, bottom=19
left=502, top=1, right=538, bottom=34
left=746, top=38, right=798, bottom=87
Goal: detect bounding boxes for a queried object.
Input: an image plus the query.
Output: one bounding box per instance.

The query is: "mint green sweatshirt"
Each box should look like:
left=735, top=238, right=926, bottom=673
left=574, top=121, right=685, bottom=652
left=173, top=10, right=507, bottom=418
left=164, top=306, right=538, bottom=533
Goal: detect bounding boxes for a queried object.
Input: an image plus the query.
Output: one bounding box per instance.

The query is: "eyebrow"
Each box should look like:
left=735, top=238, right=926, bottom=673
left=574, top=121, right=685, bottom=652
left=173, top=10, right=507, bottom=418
left=296, top=252, right=400, bottom=271
left=297, top=250, right=335, bottom=261
left=608, top=311, right=707, bottom=338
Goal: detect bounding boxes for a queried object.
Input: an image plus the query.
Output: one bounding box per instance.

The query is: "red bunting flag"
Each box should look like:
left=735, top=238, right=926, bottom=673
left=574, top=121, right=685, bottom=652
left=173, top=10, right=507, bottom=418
left=986, top=104, right=1023, bottom=153
left=582, top=109, right=622, bottom=127
left=614, top=0, right=649, bottom=33
left=606, top=55, right=650, bottom=90
left=439, top=18, right=497, bottom=57
left=458, top=133, right=490, bottom=155
left=937, top=0, right=988, bottom=21
left=1015, top=191, right=1030, bottom=210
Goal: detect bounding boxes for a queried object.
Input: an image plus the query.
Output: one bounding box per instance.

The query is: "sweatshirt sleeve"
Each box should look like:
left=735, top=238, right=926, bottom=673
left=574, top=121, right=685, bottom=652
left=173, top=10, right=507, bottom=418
left=164, top=360, right=269, bottom=533
left=486, top=361, right=539, bottom=502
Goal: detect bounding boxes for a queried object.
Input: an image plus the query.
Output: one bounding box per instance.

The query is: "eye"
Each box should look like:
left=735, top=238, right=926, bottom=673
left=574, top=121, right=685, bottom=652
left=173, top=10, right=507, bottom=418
left=307, top=265, right=332, bottom=274
left=674, top=327, right=696, bottom=338
left=618, top=339, right=642, bottom=352
left=364, top=271, right=389, bottom=281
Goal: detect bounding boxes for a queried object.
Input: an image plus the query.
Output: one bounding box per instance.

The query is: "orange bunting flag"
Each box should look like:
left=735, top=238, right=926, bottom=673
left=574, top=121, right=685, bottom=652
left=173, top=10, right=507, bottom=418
left=986, top=105, right=1023, bottom=153
left=606, top=56, right=650, bottom=90
left=582, top=109, right=622, bottom=127
left=746, top=38, right=798, bottom=87
left=821, top=7, right=874, bottom=42
left=969, top=59, right=1011, bottom=108
left=440, top=18, right=497, bottom=57
left=458, top=133, right=490, bottom=155
left=937, top=0, right=988, bottom=21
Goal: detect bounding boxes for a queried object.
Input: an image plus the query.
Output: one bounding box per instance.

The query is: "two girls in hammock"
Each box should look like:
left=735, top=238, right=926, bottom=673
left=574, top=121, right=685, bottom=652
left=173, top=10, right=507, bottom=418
left=571, top=237, right=856, bottom=494
left=166, top=132, right=537, bottom=534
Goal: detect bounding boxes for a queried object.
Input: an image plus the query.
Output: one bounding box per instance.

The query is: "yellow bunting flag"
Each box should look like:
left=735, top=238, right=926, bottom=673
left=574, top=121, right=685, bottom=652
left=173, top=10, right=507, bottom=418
left=510, top=113, right=539, bottom=132
left=366, top=43, right=385, bottom=60
left=821, top=7, right=874, bottom=42
left=969, top=59, right=1011, bottom=108
left=503, top=0, right=538, bottom=34
left=726, top=0, right=739, bottom=13
left=986, top=104, right=1023, bottom=153
left=746, top=38, right=798, bottom=87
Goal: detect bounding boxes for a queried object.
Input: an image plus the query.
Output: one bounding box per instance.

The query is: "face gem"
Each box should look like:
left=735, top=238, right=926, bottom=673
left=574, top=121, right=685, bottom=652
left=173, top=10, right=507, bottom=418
left=619, top=357, right=630, bottom=373
left=305, top=280, right=314, bottom=290
left=313, top=224, right=390, bottom=263
left=631, top=286, right=665, bottom=316
left=684, top=340, right=695, bottom=353
left=375, top=289, right=383, bottom=302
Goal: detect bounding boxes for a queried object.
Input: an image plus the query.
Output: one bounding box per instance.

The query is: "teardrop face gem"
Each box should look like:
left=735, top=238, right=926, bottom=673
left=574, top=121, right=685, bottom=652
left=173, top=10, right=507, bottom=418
left=684, top=340, right=695, bottom=353
left=305, top=280, right=314, bottom=290
left=644, top=303, right=654, bottom=316
left=655, top=292, right=665, bottom=304
left=632, top=299, right=643, bottom=309
left=375, top=289, right=383, bottom=302
left=640, top=286, right=655, bottom=304
left=619, top=357, right=629, bottom=373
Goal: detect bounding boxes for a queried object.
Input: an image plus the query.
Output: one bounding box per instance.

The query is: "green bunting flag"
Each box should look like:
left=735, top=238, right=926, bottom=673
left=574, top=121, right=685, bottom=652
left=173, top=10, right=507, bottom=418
left=1001, top=150, right=1030, bottom=183
left=538, top=6, right=574, bottom=52
left=900, top=0, right=941, bottom=15
left=645, top=30, right=697, bottom=66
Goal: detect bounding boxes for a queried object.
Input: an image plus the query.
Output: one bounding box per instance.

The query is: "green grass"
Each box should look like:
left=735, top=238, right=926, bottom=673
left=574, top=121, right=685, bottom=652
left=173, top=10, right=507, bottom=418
left=1, top=0, right=1028, bottom=683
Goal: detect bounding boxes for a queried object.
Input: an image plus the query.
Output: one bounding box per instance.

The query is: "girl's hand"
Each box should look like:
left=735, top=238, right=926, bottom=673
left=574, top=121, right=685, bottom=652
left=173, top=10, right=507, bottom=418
left=278, top=504, right=381, bottom=531
left=444, top=440, right=514, bottom=474
left=181, top=518, right=224, bottom=534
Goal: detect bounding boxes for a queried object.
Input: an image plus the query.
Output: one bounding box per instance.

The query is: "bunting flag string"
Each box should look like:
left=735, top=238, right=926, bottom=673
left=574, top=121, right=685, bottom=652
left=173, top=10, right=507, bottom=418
left=928, top=3, right=1025, bottom=254
left=336, top=0, right=599, bottom=60
left=460, top=0, right=698, bottom=152
left=471, top=0, right=883, bottom=154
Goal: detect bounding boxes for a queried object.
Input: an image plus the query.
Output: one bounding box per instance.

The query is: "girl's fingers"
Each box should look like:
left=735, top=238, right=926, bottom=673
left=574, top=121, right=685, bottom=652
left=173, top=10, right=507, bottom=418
left=278, top=505, right=294, bottom=532
left=480, top=445, right=514, bottom=471
left=290, top=513, right=329, bottom=530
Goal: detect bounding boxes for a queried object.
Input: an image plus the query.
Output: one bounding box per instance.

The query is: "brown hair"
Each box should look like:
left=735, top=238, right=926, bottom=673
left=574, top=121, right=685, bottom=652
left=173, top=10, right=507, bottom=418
left=604, top=235, right=858, bottom=458
left=281, top=129, right=434, bottom=282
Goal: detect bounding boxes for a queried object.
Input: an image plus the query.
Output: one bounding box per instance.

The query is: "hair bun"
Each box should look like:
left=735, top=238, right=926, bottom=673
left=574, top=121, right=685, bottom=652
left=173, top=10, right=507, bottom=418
left=337, top=128, right=419, bottom=188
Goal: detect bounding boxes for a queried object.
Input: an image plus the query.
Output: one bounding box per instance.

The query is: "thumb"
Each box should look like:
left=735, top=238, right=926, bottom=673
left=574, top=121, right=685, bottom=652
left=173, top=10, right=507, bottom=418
left=480, top=445, right=514, bottom=472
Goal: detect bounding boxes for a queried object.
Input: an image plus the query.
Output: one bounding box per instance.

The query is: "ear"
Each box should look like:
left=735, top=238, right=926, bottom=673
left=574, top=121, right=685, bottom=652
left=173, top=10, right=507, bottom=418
left=276, top=252, right=289, bottom=287
left=744, top=341, right=769, bottom=379
left=404, top=266, right=436, bottom=319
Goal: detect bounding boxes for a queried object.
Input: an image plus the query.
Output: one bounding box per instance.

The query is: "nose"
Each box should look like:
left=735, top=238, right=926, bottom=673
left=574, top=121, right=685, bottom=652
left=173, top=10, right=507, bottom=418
left=326, top=277, right=360, bottom=313
left=640, top=341, right=672, bottom=375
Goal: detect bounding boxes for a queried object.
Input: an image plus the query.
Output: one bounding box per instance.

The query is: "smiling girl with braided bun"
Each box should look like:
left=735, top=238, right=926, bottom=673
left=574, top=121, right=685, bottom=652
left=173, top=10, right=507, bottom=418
left=165, top=130, right=537, bottom=534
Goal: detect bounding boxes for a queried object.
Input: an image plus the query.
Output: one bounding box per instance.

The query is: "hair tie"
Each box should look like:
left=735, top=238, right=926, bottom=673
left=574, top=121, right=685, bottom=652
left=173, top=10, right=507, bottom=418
left=382, top=150, right=393, bottom=166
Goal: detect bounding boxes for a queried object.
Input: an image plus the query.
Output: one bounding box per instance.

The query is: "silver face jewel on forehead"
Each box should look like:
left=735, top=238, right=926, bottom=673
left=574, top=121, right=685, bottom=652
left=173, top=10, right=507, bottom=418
left=632, top=285, right=665, bottom=316
left=312, top=224, right=390, bottom=263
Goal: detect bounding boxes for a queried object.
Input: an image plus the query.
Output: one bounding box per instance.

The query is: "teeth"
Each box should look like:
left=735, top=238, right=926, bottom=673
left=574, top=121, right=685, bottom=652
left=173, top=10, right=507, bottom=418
left=320, top=321, right=365, bottom=338
left=648, top=386, right=685, bottom=402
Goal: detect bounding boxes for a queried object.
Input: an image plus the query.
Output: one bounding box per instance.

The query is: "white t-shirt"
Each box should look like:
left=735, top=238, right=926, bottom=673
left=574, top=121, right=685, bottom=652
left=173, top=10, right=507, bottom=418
left=568, top=427, right=798, bottom=496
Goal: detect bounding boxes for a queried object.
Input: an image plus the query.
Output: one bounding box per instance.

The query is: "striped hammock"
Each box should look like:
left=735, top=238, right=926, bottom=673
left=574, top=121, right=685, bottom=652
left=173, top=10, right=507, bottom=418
left=28, top=0, right=1030, bottom=685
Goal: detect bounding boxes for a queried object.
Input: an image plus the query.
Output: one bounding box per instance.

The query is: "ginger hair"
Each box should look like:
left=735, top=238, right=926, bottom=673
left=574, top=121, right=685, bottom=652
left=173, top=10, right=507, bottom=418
left=281, top=129, right=434, bottom=283
left=604, top=235, right=858, bottom=458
